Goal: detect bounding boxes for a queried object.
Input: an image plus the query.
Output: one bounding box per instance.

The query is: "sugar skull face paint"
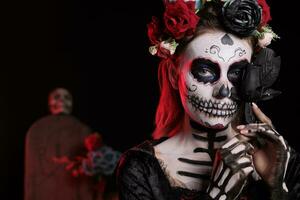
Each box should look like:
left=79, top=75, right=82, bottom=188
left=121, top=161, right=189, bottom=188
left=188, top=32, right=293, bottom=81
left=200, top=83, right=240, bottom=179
left=48, top=88, right=73, bottom=115
left=178, top=30, right=253, bottom=129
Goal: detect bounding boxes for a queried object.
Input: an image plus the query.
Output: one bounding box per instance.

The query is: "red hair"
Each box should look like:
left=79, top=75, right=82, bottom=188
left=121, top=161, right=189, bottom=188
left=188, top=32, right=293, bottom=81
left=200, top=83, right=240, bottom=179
left=152, top=57, right=185, bottom=139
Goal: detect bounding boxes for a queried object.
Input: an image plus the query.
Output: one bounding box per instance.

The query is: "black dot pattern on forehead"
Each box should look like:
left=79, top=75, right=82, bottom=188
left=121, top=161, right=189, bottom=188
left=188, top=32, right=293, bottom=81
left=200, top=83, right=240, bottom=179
left=221, top=34, right=234, bottom=46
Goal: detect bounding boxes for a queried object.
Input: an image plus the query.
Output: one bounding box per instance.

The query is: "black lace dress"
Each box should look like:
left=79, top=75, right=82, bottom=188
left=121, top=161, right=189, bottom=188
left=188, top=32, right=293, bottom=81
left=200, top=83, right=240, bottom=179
left=116, top=139, right=300, bottom=200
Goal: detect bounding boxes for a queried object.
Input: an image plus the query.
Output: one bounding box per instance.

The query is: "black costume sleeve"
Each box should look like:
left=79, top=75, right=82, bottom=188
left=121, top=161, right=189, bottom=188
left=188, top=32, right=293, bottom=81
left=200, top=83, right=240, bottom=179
left=286, top=149, right=300, bottom=199
left=116, top=150, right=154, bottom=200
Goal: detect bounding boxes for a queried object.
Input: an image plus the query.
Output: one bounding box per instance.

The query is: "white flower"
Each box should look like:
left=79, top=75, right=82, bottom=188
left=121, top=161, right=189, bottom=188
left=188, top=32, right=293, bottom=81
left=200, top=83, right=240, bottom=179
left=160, top=39, right=178, bottom=55
left=148, top=39, right=179, bottom=56
left=149, top=45, right=158, bottom=55
left=258, top=32, right=274, bottom=48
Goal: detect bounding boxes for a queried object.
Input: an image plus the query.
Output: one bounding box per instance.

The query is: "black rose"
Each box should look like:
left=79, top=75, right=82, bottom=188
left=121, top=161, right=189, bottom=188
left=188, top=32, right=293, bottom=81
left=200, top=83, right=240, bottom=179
left=231, top=48, right=281, bottom=102
left=222, top=0, right=262, bottom=37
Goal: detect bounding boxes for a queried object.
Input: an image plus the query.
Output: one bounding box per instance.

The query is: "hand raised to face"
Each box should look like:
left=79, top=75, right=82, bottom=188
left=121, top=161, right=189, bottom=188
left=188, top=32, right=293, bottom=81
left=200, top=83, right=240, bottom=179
left=237, top=103, right=290, bottom=197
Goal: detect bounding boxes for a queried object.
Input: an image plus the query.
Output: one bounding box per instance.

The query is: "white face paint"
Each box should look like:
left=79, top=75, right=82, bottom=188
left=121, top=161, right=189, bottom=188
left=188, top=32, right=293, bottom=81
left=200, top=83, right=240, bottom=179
left=178, top=30, right=253, bottom=129
left=48, top=88, right=73, bottom=115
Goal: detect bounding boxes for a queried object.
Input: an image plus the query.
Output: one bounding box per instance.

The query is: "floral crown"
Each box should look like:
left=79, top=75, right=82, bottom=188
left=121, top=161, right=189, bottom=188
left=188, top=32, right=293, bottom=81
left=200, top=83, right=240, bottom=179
left=148, top=0, right=278, bottom=58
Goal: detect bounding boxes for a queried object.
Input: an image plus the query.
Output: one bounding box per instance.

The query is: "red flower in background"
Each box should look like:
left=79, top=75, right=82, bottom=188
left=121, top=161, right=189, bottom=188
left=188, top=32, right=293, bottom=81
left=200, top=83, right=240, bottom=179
left=84, top=132, right=102, bottom=151
left=53, top=131, right=121, bottom=200
left=257, top=0, right=271, bottom=26
left=163, top=0, right=199, bottom=40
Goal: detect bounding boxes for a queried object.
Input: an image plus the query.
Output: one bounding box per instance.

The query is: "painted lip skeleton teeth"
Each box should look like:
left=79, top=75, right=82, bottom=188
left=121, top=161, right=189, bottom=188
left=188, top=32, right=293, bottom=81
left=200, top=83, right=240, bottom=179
left=188, top=95, right=237, bottom=117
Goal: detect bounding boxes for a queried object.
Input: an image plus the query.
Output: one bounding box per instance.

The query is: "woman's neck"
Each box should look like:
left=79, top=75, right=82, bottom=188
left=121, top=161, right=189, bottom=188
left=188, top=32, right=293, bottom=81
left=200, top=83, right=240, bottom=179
left=153, top=114, right=239, bottom=190
left=156, top=114, right=237, bottom=157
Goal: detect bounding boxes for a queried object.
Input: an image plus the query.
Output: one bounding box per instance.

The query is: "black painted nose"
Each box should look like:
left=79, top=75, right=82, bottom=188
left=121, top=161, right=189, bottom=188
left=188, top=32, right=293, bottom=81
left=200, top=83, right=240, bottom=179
left=217, top=85, right=230, bottom=98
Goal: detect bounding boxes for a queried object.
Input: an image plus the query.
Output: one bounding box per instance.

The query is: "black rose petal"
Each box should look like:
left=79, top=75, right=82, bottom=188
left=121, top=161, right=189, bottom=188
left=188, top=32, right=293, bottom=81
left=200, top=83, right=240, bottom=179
left=236, top=48, right=281, bottom=102
left=222, top=0, right=262, bottom=37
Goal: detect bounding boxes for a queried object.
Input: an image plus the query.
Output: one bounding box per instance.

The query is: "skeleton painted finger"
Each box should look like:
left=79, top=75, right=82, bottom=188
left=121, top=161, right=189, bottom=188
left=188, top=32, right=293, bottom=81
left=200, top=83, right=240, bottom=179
left=237, top=123, right=268, bottom=136
left=206, top=137, right=254, bottom=200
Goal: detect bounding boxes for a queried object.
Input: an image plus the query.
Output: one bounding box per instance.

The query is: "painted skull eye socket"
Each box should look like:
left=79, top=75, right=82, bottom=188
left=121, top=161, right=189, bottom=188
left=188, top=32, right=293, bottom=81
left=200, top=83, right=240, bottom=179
left=53, top=94, right=60, bottom=100
left=197, top=66, right=214, bottom=77
left=228, top=69, right=242, bottom=81
left=190, top=58, right=220, bottom=84
left=64, top=95, right=71, bottom=101
left=227, top=60, right=249, bottom=85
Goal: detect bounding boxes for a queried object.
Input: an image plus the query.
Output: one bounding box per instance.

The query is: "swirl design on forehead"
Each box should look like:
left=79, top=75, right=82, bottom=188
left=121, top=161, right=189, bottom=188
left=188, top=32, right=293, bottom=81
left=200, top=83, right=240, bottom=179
left=205, top=45, right=247, bottom=63
left=205, top=45, right=225, bottom=62
left=227, top=48, right=246, bottom=62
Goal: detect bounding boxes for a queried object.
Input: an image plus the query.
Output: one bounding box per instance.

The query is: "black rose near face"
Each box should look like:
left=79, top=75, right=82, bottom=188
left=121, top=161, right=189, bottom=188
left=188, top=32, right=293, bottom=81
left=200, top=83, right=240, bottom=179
left=222, top=0, right=262, bottom=37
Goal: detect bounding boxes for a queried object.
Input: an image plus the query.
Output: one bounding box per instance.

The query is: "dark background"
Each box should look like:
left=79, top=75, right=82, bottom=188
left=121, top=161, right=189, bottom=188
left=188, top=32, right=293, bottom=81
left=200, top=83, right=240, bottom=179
left=1, top=0, right=299, bottom=199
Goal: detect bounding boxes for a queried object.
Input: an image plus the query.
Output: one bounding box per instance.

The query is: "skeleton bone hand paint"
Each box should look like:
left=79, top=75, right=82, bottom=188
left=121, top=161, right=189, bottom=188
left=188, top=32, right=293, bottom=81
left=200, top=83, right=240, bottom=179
left=48, top=88, right=73, bottom=115
left=178, top=30, right=253, bottom=129
left=207, top=136, right=255, bottom=200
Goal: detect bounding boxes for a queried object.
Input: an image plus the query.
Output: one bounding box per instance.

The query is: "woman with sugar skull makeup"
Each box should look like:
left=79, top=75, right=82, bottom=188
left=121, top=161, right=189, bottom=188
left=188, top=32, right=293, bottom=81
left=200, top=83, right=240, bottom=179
left=117, top=0, right=300, bottom=199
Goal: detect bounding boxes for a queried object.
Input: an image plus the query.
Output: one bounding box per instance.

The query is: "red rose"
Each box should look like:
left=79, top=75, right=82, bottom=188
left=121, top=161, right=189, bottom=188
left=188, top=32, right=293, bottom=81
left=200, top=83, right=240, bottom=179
left=147, top=16, right=162, bottom=45
left=84, top=132, right=102, bottom=151
left=257, top=0, right=271, bottom=26
left=71, top=169, right=80, bottom=177
left=163, top=0, right=199, bottom=40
